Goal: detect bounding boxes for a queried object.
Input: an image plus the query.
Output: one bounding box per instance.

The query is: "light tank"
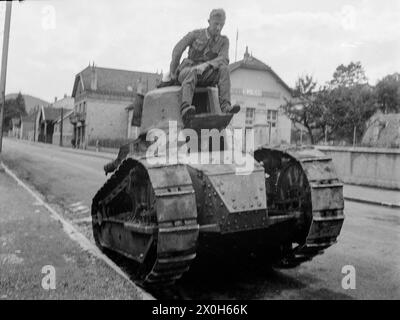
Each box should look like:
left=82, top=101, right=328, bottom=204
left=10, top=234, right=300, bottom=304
left=91, top=85, right=345, bottom=286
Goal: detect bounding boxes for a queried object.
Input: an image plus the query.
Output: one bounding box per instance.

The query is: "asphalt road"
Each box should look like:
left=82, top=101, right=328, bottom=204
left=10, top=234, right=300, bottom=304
left=1, top=138, right=399, bottom=300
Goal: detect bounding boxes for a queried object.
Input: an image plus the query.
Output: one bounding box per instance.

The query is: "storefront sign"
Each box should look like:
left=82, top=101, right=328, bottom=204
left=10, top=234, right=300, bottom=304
left=232, top=88, right=281, bottom=99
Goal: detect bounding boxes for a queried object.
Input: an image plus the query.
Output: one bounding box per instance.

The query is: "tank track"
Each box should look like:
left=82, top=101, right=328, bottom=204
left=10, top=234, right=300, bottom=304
left=92, top=157, right=199, bottom=286
left=256, top=146, right=345, bottom=268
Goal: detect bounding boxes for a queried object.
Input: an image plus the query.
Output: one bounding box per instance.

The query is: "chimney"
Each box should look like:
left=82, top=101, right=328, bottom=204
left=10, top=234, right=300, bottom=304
left=54, top=97, right=58, bottom=102
left=244, top=46, right=250, bottom=59
left=90, top=63, right=97, bottom=91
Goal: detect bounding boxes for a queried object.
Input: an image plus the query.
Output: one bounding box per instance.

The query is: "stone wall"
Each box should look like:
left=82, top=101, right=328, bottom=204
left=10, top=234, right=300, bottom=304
left=316, top=146, right=400, bottom=190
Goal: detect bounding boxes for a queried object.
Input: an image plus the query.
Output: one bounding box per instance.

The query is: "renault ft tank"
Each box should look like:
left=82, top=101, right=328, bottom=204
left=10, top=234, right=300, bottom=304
left=91, top=85, right=345, bottom=286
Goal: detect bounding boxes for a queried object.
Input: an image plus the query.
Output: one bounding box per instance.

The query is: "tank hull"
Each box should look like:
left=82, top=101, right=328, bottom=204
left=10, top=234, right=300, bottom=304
left=92, top=145, right=344, bottom=285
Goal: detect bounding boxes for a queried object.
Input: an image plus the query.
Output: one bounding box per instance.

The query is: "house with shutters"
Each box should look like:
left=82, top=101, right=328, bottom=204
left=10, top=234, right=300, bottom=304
left=70, top=64, right=162, bottom=148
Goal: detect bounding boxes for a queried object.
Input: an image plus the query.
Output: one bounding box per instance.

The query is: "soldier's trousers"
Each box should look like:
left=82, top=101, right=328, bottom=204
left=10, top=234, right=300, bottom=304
left=177, top=64, right=231, bottom=112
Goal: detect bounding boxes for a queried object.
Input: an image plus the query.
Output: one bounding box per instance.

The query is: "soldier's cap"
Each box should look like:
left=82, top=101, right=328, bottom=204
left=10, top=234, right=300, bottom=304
left=209, top=8, right=226, bottom=21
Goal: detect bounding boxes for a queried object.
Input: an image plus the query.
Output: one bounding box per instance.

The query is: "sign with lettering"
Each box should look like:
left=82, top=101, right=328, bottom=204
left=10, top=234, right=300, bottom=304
left=232, top=88, right=280, bottom=99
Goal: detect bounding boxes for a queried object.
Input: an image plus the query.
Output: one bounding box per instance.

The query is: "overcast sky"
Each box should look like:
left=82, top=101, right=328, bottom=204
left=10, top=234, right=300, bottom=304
left=0, top=0, right=399, bottom=102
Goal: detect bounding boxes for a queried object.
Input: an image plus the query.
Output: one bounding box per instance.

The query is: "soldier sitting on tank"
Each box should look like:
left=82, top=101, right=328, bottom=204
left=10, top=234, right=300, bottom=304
left=169, top=8, right=240, bottom=125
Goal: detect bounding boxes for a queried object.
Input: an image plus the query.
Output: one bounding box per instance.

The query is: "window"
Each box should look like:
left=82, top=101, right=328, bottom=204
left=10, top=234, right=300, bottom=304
left=245, top=107, right=255, bottom=126
left=83, top=101, right=86, bottom=114
left=267, top=109, right=278, bottom=121
left=267, top=109, right=278, bottom=127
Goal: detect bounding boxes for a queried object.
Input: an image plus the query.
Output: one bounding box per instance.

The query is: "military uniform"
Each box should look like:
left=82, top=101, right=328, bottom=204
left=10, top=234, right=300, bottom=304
left=170, top=28, right=232, bottom=113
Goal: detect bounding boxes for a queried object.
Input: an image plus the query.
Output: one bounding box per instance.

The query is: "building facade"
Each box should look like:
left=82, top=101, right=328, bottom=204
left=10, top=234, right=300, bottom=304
left=20, top=112, right=36, bottom=140
left=52, top=109, right=74, bottom=147
left=70, top=64, right=161, bottom=148
left=34, top=96, right=73, bottom=144
left=229, top=48, right=293, bottom=148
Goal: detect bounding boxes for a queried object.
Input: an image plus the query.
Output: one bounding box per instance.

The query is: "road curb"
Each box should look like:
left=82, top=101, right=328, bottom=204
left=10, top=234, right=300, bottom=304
left=4, top=138, right=117, bottom=161
left=0, top=161, right=156, bottom=300
left=344, top=196, right=400, bottom=209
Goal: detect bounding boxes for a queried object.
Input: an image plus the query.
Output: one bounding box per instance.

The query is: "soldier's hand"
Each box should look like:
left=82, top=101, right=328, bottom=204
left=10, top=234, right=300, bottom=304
left=194, top=63, right=209, bottom=75
left=170, top=70, right=177, bottom=81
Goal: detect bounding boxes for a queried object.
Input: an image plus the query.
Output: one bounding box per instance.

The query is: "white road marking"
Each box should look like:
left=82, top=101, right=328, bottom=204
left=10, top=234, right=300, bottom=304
left=70, top=202, right=82, bottom=207
left=0, top=253, right=24, bottom=265
left=1, top=161, right=154, bottom=300
left=71, top=217, right=92, bottom=224
left=71, top=205, right=87, bottom=212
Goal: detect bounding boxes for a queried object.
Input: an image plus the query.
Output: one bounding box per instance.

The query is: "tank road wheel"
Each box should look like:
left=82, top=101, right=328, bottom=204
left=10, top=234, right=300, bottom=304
left=272, top=161, right=313, bottom=268
left=276, top=161, right=312, bottom=238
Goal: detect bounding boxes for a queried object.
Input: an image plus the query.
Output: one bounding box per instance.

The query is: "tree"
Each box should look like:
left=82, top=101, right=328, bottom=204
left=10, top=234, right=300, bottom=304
left=321, top=62, right=379, bottom=144
left=324, top=84, right=378, bottom=144
left=2, top=92, right=26, bottom=132
left=283, top=75, right=326, bottom=144
left=284, top=62, right=379, bottom=145
left=330, top=61, right=368, bottom=88
left=375, top=73, right=400, bottom=113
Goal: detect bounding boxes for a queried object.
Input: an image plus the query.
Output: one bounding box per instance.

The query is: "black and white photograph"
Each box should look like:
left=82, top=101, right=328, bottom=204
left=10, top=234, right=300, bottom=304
left=0, top=0, right=399, bottom=305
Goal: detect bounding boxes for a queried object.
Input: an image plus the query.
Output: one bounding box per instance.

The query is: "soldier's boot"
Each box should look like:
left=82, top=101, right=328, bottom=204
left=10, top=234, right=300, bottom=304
left=104, top=159, right=121, bottom=175
left=103, top=143, right=130, bottom=175
left=181, top=103, right=196, bottom=126
left=221, top=102, right=240, bottom=114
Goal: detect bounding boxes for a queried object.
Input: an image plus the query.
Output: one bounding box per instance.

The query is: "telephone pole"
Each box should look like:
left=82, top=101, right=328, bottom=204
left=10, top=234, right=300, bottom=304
left=0, top=1, right=12, bottom=153
left=235, top=29, right=238, bottom=62
left=59, top=107, right=64, bottom=146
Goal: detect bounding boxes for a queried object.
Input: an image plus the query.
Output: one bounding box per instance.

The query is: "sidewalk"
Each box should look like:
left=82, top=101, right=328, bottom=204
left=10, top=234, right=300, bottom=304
left=0, top=168, right=147, bottom=299
left=343, top=184, right=400, bottom=208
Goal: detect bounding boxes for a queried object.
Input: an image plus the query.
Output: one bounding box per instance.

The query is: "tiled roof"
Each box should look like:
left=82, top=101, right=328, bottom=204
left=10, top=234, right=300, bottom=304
left=42, top=107, right=72, bottom=122
left=54, top=109, right=74, bottom=124
left=72, top=65, right=162, bottom=97
left=229, top=55, right=292, bottom=94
